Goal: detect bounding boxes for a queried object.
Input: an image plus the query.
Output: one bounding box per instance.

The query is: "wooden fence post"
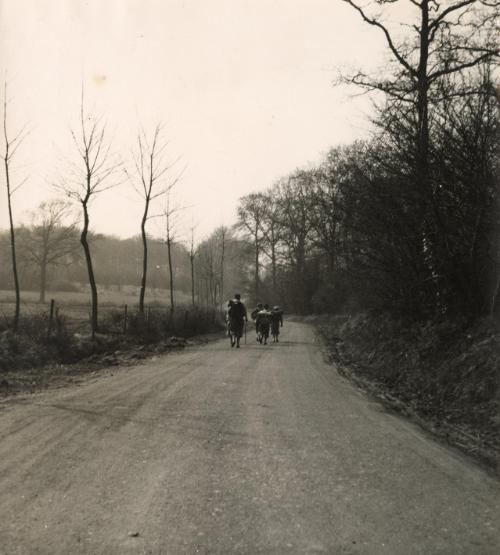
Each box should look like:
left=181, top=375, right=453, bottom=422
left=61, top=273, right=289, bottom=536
left=55, top=307, right=61, bottom=334
left=47, top=299, right=55, bottom=338
left=123, top=304, right=128, bottom=334
left=88, top=304, right=93, bottom=338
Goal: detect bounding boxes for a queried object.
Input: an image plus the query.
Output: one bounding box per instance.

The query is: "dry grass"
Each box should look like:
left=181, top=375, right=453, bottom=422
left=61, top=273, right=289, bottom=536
left=0, top=288, right=193, bottom=334
left=0, top=287, right=192, bottom=308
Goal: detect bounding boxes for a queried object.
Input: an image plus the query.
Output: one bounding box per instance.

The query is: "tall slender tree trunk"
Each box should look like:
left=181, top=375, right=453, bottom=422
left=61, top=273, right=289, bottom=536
left=271, top=245, right=277, bottom=293
left=489, top=211, right=500, bottom=316
left=205, top=275, right=210, bottom=309
left=296, top=239, right=306, bottom=314
left=81, top=200, right=98, bottom=336
left=39, top=258, right=47, bottom=303
left=269, top=224, right=278, bottom=295
left=415, top=0, right=436, bottom=304
left=254, top=220, right=260, bottom=301
left=166, top=235, right=174, bottom=314
left=190, top=253, right=195, bottom=307
left=3, top=84, right=21, bottom=330
left=139, top=199, right=149, bottom=315
left=209, top=269, right=215, bottom=308
left=254, top=244, right=260, bottom=301
left=220, top=228, right=226, bottom=308
left=190, top=229, right=196, bottom=307
left=4, top=157, right=20, bottom=330
left=416, top=0, right=430, bottom=200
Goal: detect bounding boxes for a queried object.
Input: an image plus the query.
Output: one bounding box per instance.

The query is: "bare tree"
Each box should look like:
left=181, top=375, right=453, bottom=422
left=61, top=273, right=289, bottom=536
left=196, top=235, right=217, bottom=309
left=236, top=193, right=267, bottom=302
left=260, top=191, right=283, bottom=296
left=218, top=225, right=228, bottom=309
left=162, top=188, right=184, bottom=315
left=277, top=171, right=316, bottom=314
left=342, top=1, right=498, bottom=212
left=18, top=199, right=79, bottom=302
left=127, top=124, right=178, bottom=314
left=1, top=82, right=28, bottom=330
left=55, top=98, right=120, bottom=336
left=342, top=1, right=499, bottom=164
left=195, top=228, right=251, bottom=310
left=189, top=223, right=197, bottom=307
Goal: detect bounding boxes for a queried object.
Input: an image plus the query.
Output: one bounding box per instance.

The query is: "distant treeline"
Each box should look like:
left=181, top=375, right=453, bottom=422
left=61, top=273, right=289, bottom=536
left=2, top=64, right=498, bottom=320
left=0, top=231, right=188, bottom=296
left=0, top=224, right=255, bottom=308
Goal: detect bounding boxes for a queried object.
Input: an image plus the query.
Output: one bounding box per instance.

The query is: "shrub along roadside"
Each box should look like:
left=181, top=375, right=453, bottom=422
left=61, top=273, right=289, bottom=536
left=318, top=313, right=500, bottom=473
left=0, top=307, right=225, bottom=395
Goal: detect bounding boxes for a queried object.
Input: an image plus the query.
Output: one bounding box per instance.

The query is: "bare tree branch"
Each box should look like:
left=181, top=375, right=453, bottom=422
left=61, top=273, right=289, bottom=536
left=341, top=0, right=416, bottom=77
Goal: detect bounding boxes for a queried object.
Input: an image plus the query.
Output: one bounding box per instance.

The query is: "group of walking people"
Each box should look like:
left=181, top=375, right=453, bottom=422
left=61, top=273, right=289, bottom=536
left=226, top=294, right=284, bottom=348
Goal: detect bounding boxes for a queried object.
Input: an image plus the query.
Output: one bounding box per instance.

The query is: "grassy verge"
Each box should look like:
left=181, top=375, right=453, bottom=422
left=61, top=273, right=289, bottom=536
left=317, top=313, right=500, bottom=473
left=0, top=307, right=224, bottom=397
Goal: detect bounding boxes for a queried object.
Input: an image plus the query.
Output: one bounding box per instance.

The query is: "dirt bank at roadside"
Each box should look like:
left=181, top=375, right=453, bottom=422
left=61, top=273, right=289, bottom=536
left=317, top=313, right=500, bottom=474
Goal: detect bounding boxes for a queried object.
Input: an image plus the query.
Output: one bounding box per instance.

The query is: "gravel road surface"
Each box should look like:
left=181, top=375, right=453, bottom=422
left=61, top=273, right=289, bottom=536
left=0, top=321, right=499, bottom=554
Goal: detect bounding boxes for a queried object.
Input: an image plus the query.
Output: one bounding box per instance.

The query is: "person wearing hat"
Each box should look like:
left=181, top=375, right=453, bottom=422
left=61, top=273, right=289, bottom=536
left=270, top=305, right=283, bottom=342
left=255, top=304, right=273, bottom=345
left=250, top=302, right=264, bottom=341
left=227, top=293, right=247, bottom=348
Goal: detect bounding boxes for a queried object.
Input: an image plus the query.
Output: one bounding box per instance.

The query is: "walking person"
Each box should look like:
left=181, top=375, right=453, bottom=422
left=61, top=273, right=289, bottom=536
left=270, top=305, right=283, bottom=342
left=227, top=293, right=247, bottom=348
left=251, top=302, right=263, bottom=341
left=255, top=304, right=272, bottom=345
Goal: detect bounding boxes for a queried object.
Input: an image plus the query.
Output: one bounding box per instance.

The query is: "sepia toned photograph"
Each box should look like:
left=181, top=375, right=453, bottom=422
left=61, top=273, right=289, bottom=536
left=0, top=1, right=499, bottom=553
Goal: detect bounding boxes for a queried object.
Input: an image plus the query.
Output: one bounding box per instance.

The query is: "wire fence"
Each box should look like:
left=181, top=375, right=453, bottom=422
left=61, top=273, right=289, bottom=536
left=0, top=299, right=223, bottom=337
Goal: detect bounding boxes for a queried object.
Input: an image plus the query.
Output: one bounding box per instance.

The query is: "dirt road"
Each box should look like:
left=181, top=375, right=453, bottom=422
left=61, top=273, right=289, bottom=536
left=0, top=322, right=499, bottom=554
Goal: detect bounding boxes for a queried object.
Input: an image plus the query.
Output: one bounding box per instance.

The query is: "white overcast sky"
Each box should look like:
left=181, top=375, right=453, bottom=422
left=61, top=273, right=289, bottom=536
left=0, top=0, right=398, bottom=242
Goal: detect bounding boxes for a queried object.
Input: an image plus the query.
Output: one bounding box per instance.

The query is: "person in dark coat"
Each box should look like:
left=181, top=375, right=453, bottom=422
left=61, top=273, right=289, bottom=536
left=227, top=293, right=247, bottom=348
left=256, top=304, right=272, bottom=345
left=270, top=305, right=283, bottom=342
left=251, top=302, right=263, bottom=341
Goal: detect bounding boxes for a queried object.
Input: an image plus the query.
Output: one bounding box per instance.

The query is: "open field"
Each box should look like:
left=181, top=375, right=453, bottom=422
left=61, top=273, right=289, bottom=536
left=0, top=288, right=195, bottom=335
left=0, top=287, right=192, bottom=308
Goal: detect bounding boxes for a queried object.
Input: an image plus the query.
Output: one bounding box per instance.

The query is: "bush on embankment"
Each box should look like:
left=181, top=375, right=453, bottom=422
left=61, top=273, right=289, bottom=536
left=319, top=313, right=500, bottom=467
